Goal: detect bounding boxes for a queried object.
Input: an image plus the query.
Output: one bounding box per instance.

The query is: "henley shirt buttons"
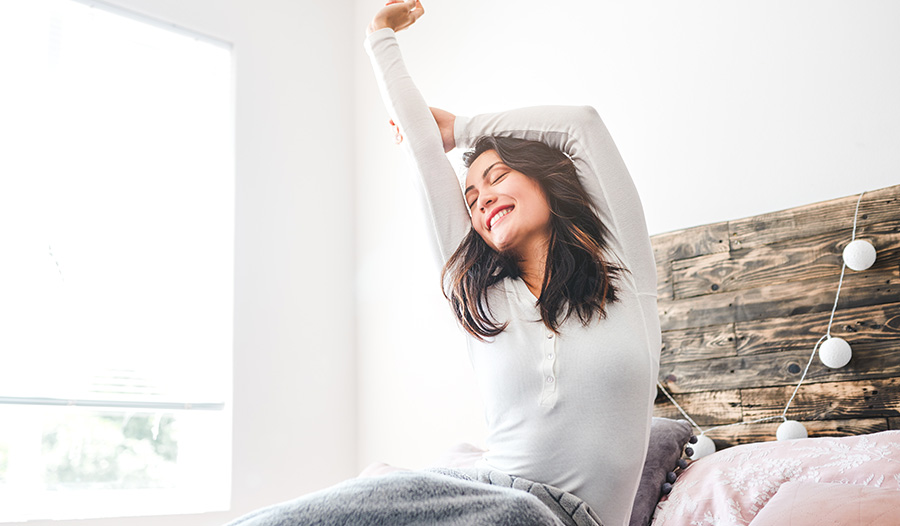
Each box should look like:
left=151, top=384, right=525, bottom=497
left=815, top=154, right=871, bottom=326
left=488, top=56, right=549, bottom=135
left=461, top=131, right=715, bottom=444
left=546, top=333, right=554, bottom=339
left=547, top=353, right=554, bottom=360
left=546, top=376, right=555, bottom=383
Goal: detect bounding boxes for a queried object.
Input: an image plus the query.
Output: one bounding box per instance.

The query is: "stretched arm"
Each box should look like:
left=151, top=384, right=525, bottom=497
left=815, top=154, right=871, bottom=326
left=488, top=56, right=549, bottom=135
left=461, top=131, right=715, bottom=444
left=364, top=29, right=470, bottom=264
left=454, top=106, right=657, bottom=295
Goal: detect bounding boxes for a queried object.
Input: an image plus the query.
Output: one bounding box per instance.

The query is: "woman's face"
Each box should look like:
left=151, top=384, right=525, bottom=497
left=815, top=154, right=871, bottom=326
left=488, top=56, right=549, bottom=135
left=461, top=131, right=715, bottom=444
left=464, top=149, right=552, bottom=255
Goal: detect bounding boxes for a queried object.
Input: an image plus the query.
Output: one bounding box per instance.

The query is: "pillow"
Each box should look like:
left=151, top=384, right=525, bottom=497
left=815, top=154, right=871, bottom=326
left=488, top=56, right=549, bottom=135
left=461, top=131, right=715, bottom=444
left=652, top=430, right=900, bottom=526
left=748, top=481, right=900, bottom=526
left=628, top=417, right=693, bottom=526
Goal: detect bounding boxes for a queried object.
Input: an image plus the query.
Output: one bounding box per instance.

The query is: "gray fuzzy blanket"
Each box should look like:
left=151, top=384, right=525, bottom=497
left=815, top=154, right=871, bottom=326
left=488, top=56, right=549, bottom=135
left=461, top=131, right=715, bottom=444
left=225, top=467, right=603, bottom=526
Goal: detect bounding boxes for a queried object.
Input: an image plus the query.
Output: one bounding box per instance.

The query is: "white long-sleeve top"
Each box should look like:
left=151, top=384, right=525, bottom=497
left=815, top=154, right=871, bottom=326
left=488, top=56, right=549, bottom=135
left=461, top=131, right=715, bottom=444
left=365, top=28, right=661, bottom=526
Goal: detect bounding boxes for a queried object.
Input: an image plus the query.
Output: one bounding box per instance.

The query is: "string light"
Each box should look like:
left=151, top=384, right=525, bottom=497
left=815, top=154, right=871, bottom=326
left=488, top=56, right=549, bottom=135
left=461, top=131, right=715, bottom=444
left=658, top=191, right=874, bottom=458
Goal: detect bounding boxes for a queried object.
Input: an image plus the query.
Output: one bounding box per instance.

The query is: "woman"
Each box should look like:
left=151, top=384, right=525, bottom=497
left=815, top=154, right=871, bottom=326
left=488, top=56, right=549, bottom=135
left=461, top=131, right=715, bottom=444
left=364, top=2, right=661, bottom=525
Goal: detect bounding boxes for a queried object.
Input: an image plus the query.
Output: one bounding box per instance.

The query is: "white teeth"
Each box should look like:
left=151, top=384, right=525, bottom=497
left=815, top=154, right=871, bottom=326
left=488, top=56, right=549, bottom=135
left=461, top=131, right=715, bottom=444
left=489, top=208, right=512, bottom=229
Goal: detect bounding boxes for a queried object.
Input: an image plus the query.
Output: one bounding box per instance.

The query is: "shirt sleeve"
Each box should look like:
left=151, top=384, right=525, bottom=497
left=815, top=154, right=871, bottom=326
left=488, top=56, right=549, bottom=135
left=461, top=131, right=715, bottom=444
left=453, top=106, right=658, bottom=296
left=364, top=28, right=471, bottom=264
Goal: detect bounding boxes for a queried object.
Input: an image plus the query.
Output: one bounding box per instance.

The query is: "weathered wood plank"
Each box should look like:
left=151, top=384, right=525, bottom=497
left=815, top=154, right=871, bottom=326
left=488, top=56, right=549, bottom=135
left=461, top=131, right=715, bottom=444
left=661, top=323, right=737, bottom=364
left=733, top=268, right=900, bottom=325
left=735, top=302, right=900, bottom=357
left=672, top=225, right=900, bottom=300
left=890, top=417, right=900, bottom=430
left=657, top=291, right=737, bottom=331
left=657, top=341, right=900, bottom=393
left=650, top=221, right=730, bottom=265
left=656, top=261, right=674, bottom=300
left=652, top=389, right=742, bottom=426
left=657, top=268, right=900, bottom=331
left=700, top=418, right=889, bottom=449
left=729, top=184, right=900, bottom=251
left=741, top=378, right=900, bottom=421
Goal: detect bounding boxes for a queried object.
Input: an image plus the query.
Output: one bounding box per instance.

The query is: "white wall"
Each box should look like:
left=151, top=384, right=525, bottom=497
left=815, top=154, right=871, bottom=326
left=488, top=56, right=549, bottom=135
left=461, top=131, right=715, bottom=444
left=354, top=0, right=900, bottom=472
left=1, top=1, right=358, bottom=525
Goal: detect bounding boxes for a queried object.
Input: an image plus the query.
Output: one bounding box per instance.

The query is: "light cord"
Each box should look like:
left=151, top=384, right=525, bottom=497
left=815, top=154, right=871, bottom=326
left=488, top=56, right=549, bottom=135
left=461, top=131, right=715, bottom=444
left=851, top=191, right=864, bottom=242
left=826, top=191, right=865, bottom=337
left=656, top=381, right=702, bottom=434
left=657, top=191, right=868, bottom=439
left=782, top=334, right=828, bottom=418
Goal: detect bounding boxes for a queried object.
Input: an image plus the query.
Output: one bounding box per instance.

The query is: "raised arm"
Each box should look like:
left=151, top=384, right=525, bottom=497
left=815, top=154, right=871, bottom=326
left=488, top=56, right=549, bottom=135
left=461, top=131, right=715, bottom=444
left=454, top=106, right=657, bottom=295
left=364, top=24, right=470, bottom=264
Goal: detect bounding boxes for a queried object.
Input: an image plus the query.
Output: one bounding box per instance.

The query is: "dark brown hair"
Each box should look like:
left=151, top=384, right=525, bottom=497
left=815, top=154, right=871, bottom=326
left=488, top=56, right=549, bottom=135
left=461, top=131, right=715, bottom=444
left=441, top=136, right=627, bottom=340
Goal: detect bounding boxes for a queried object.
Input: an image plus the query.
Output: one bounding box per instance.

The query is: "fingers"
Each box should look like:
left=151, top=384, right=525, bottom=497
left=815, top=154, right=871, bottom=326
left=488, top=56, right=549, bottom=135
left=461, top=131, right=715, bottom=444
left=402, top=0, right=424, bottom=28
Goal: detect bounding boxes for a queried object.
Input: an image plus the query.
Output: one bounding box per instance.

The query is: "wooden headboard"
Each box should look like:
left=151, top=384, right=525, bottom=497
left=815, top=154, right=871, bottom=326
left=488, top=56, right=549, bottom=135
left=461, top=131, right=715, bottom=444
left=650, top=184, right=900, bottom=450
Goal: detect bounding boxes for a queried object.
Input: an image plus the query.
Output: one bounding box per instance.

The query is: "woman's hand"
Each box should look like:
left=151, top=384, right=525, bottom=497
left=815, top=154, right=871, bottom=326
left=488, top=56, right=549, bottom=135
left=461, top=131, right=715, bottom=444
left=430, top=107, right=456, bottom=153
left=387, top=108, right=455, bottom=151
left=367, top=0, right=425, bottom=36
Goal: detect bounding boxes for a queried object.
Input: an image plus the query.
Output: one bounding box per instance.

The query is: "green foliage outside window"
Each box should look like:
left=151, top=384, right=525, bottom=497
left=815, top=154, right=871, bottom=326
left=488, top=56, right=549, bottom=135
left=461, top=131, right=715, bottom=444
left=42, top=412, right=178, bottom=490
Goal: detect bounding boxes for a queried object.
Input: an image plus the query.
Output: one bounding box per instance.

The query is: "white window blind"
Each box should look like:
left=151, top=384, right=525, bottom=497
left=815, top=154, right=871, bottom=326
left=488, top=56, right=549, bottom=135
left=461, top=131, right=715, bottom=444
left=0, top=0, right=234, bottom=520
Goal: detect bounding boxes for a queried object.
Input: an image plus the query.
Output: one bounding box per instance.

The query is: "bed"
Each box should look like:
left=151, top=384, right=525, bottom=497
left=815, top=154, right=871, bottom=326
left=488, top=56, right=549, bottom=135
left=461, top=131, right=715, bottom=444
left=644, top=183, right=900, bottom=525
left=225, top=184, right=900, bottom=525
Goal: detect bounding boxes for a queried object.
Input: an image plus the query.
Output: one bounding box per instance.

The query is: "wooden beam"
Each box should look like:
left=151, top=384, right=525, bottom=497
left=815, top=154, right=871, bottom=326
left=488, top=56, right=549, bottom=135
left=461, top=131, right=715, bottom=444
left=728, top=184, right=900, bottom=251
left=661, top=323, right=737, bottom=364
left=650, top=221, right=730, bottom=265
left=740, top=378, right=900, bottom=421
left=657, top=341, right=900, bottom=393
left=657, top=267, right=900, bottom=331
left=671, top=225, right=899, bottom=300
left=734, top=302, right=900, bottom=357
left=700, top=418, right=889, bottom=449
left=652, top=389, right=742, bottom=426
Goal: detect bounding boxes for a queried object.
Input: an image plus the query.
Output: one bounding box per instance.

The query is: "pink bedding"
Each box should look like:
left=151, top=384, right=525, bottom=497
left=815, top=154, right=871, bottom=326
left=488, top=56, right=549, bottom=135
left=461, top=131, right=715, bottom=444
left=747, top=481, right=900, bottom=526
left=651, top=430, right=900, bottom=526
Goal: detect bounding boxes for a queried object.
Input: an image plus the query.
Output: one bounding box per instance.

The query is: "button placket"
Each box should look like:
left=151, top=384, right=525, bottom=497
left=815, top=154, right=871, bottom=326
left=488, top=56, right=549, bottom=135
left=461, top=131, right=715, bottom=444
left=540, top=330, right=557, bottom=395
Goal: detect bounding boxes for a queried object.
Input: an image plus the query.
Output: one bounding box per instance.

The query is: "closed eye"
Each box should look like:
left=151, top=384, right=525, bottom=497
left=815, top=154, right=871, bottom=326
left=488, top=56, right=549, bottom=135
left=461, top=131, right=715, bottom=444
left=491, top=172, right=508, bottom=184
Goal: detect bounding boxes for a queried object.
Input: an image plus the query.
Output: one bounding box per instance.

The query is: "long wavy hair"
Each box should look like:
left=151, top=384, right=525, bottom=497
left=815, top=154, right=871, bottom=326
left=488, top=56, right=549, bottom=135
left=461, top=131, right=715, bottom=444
left=441, top=136, right=628, bottom=340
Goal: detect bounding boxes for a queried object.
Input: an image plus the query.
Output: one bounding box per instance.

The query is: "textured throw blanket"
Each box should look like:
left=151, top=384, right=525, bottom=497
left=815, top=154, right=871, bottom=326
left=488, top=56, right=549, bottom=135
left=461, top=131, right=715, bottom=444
left=225, top=467, right=603, bottom=526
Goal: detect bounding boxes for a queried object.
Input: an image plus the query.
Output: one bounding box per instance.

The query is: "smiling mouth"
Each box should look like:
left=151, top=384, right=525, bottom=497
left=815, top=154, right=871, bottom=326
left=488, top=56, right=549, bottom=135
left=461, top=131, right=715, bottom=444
left=488, top=206, right=514, bottom=231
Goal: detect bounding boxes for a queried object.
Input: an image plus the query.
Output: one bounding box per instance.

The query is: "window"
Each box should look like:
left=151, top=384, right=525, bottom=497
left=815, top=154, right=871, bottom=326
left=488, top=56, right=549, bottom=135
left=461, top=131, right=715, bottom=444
left=0, top=0, right=233, bottom=520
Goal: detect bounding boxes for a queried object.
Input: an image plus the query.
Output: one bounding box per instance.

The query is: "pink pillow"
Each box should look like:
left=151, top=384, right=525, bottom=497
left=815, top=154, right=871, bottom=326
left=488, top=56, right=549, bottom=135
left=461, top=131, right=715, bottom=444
left=748, top=481, right=900, bottom=526
left=652, top=430, right=900, bottom=526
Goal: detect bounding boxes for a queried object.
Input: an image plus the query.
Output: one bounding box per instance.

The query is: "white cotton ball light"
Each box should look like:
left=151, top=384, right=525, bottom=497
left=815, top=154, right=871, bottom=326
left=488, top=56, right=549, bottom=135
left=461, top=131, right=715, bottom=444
left=689, top=434, right=716, bottom=460
left=843, top=239, right=876, bottom=271
left=777, top=420, right=808, bottom=441
left=819, top=336, right=852, bottom=369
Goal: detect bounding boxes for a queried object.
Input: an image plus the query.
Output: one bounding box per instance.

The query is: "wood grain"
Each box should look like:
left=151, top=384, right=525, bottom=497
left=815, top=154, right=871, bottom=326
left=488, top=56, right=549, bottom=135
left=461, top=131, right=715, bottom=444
left=734, top=302, right=900, bottom=357
left=729, top=185, right=900, bottom=251
left=652, top=389, right=742, bottom=426
left=661, top=323, right=737, bottom=364
left=651, top=221, right=730, bottom=264
left=658, top=341, right=900, bottom=393
left=741, top=378, right=900, bottom=421
left=657, top=268, right=900, bottom=331
left=650, top=184, right=900, bottom=449
left=699, top=418, right=889, bottom=449
left=672, top=225, right=900, bottom=300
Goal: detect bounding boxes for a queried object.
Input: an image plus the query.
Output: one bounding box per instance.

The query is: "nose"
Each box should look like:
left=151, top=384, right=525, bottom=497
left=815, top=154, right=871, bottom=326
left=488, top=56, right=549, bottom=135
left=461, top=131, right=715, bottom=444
left=477, top=191, right=496, bottom=211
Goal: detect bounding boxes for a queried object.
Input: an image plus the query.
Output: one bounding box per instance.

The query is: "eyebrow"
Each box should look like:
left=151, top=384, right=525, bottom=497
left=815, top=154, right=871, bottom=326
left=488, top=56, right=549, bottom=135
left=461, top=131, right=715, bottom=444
left=464, top=162, right=504, bottom=196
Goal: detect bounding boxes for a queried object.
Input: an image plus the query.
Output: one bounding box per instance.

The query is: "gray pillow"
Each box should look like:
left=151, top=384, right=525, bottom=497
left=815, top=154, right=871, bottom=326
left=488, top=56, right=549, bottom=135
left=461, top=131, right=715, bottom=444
left=628, top=418, right=692, bottom=526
